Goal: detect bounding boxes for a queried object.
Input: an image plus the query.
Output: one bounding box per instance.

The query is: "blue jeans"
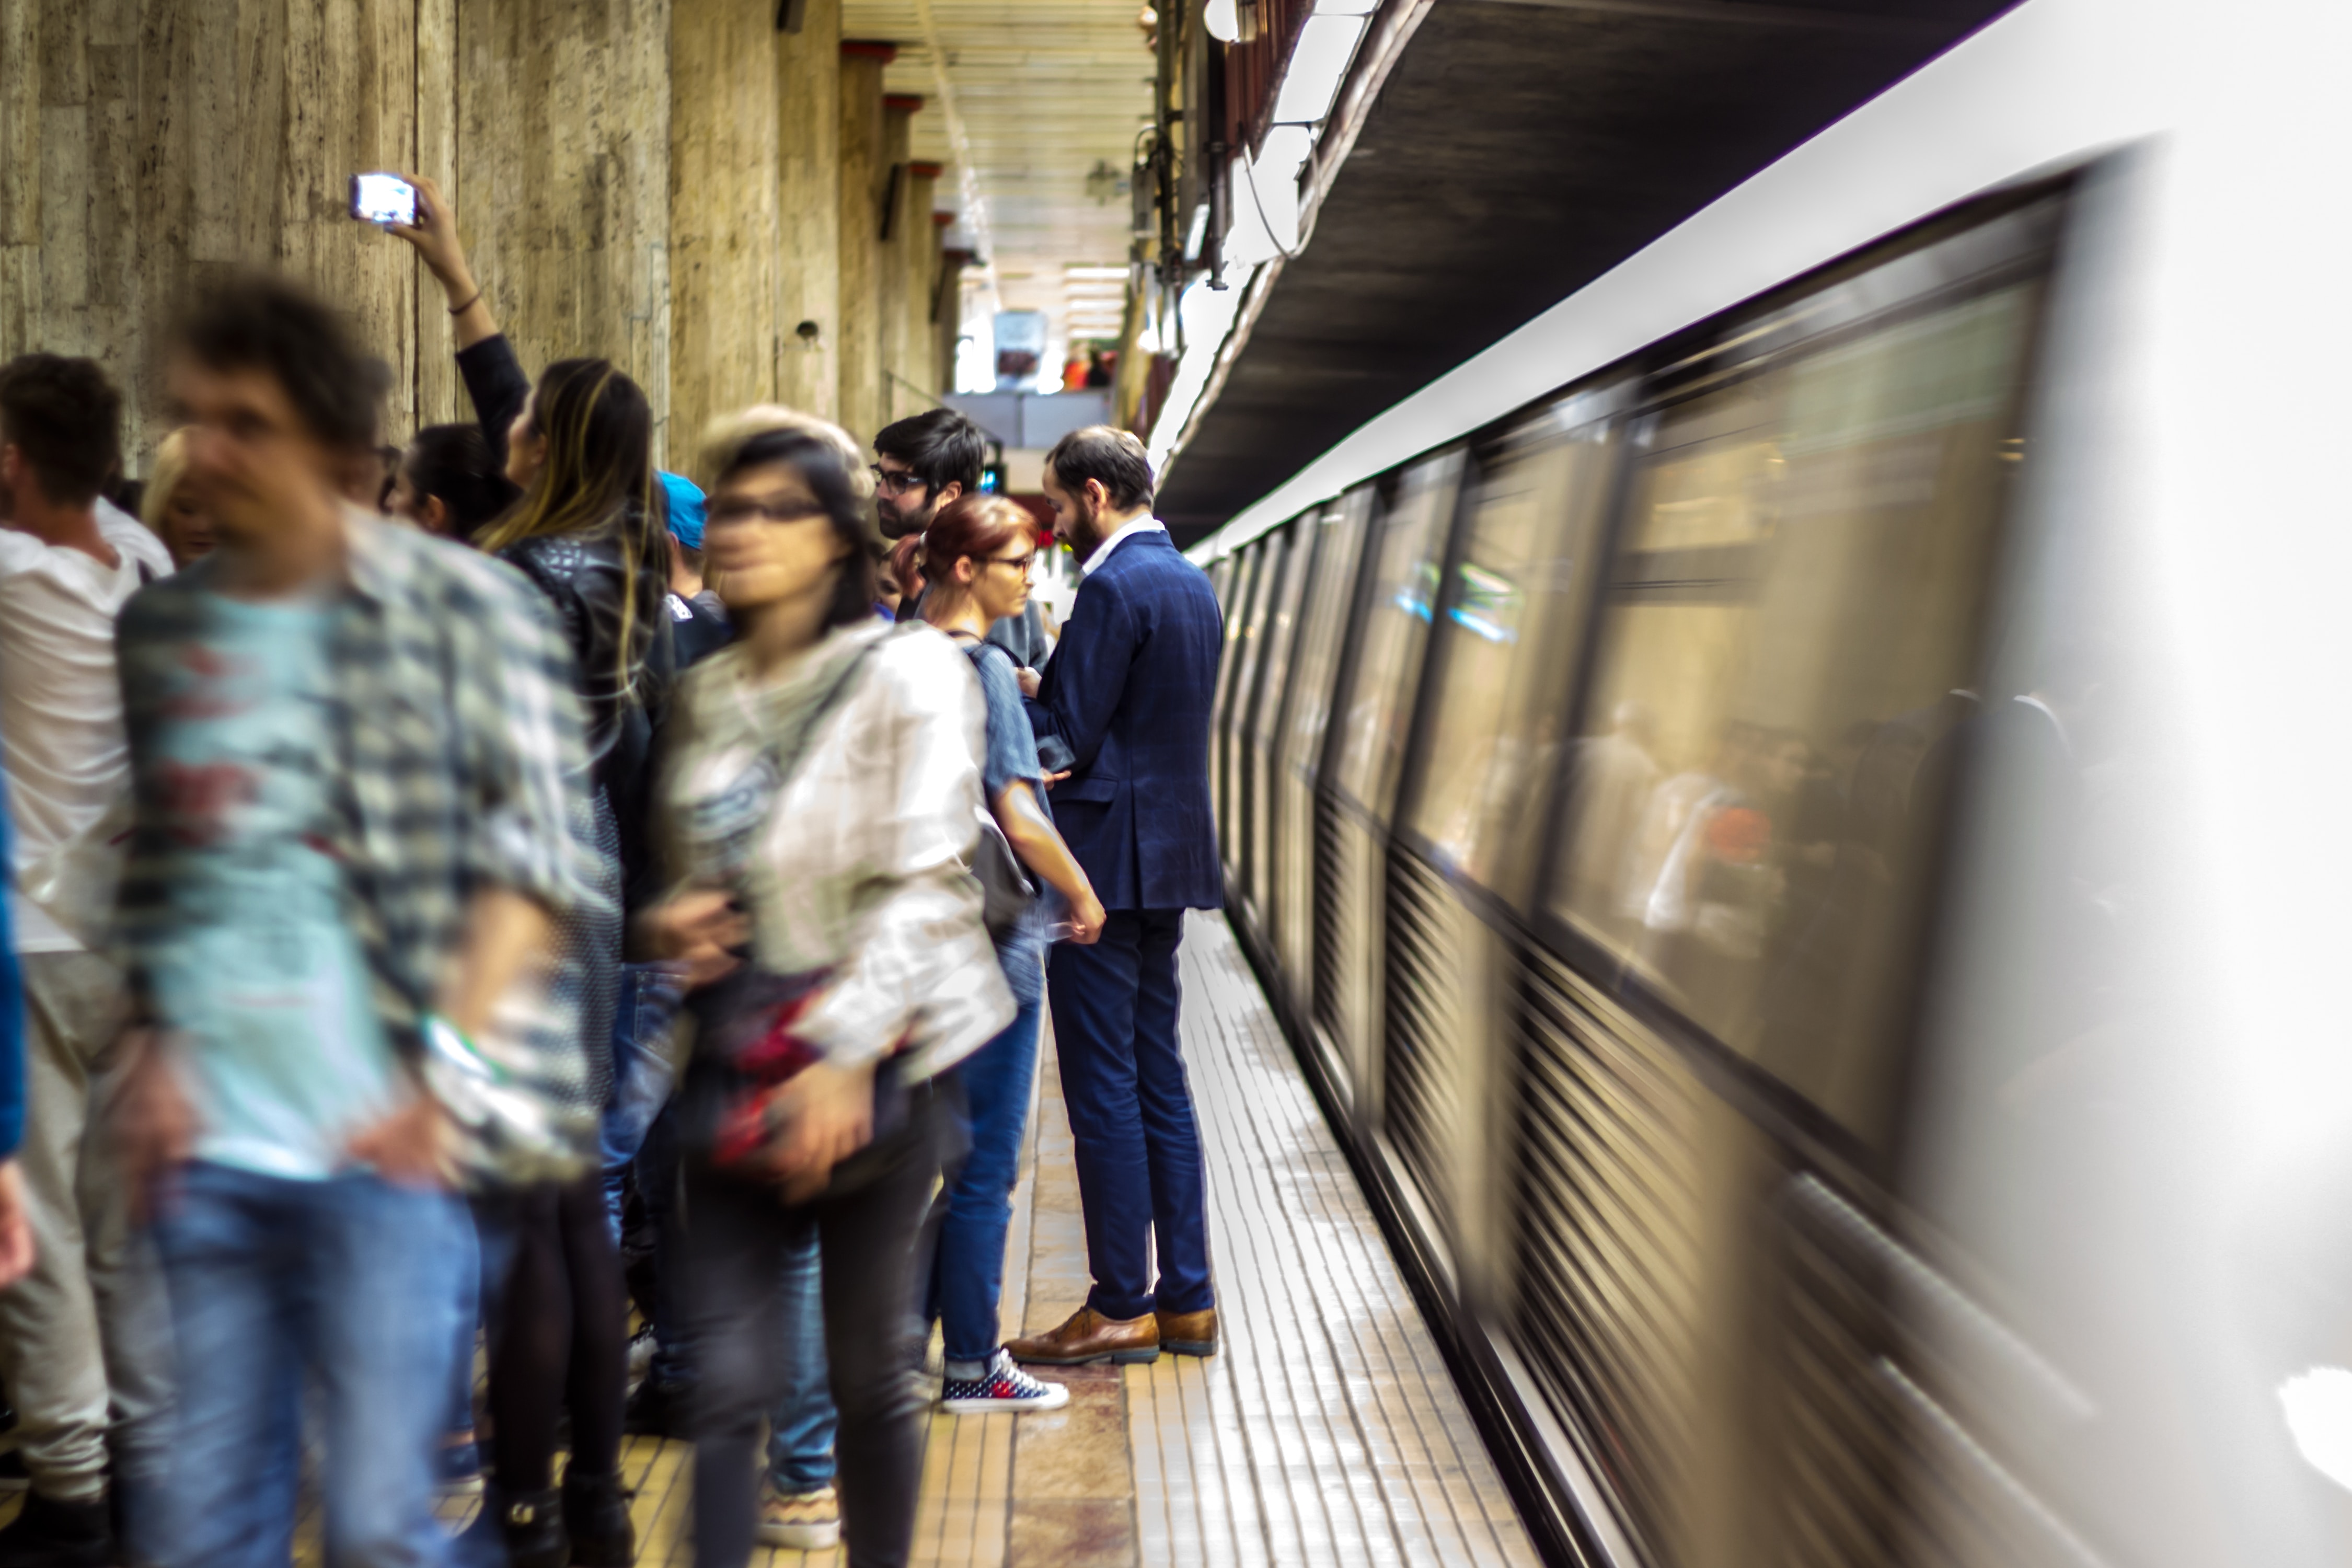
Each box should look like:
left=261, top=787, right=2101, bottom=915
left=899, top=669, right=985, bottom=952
left=603, top=963, right=684, bottom=1242
left=928, top=998, right=1044, bottom=1363
left=766, top=1231, right=836, bottom=1492
left=152, top=1161, right=466, bottom=1568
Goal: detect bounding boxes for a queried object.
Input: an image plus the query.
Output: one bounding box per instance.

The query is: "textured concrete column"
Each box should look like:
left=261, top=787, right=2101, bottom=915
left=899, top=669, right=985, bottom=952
left=670, top=0, right=779, bottom=472
left=776, top=0, right=842, bottom=419
left=874, top=96, right=921, bottom=429
left=1, top=0, right=434, bottom=463
left=927, top=218, right=962, bottom=399
left=835, top=41, right=894, bottom=449
left=452, top=0, right=674, bottom=456
left=891, top=164, right=941, bottom=409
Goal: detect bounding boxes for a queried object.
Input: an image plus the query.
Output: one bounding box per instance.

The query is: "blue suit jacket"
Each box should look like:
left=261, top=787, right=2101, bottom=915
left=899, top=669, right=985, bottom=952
left=1036, top=529, right=1224, bottom=912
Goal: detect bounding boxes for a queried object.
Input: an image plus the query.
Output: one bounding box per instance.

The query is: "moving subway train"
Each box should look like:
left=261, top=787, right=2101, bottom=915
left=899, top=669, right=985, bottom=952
left=1184, top=3, right=2352, bottom=1565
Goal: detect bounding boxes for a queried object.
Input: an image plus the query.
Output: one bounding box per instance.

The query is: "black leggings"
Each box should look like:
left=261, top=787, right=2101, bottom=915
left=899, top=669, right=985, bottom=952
left=688, top=1085, right=946, bottom=1568
left=486, top=1173, right=629, bottom=1492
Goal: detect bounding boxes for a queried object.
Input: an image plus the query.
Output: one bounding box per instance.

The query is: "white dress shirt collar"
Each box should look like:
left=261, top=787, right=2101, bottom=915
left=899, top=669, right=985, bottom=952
left=1079, top=515, right=1168, bottom=578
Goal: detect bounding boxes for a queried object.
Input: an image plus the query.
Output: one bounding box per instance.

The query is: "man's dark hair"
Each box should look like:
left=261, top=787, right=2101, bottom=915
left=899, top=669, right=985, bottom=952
left=1044, top=425, right=1154, bottom=511
left=171, top=273, right=382, bottom=451
left=716, top=428, right=880, bottom=631
left=873, top=407, right=986, bottom=497
left=0, top=354, right=123, bottom=507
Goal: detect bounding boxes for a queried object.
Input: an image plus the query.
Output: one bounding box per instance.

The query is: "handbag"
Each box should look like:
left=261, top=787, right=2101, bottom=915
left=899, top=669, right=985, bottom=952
left=678, top=630, right=902, bottom=1181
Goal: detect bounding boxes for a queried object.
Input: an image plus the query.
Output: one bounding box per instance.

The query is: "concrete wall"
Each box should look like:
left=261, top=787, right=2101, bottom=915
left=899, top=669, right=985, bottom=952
left=0, top=0, right=951, bottom=475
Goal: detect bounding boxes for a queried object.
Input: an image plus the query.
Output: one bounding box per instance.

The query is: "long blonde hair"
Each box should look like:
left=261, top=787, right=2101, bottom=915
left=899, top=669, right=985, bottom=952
left=139, top=427, right=193, bottom=536
left=475, top=358, right=660, bottom=699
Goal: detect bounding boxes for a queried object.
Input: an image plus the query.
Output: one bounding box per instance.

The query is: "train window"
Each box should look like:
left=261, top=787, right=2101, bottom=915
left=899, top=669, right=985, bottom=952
left=1546, top=280, right=2037, bottom=1144
left=1211, top=545, right=1262, bottom=834
left=1402, top=412, right=1620, bottom=910
left=1329, top=452, right=1464, bottom=820
left=1277, top=489, right=1376, bottom=790
left=1223, top=533, right=1288, bottom=851
left=1249, top=514, right=1317, bottom=759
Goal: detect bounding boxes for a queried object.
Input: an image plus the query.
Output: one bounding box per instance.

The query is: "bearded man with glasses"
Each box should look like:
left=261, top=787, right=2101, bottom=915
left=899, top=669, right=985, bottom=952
left=870, top=409, right=1051, bottom=677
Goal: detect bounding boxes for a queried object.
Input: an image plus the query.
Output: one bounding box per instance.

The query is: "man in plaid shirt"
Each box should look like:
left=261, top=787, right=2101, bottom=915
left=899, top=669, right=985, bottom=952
left=109, top=274, right=587, bottom=1568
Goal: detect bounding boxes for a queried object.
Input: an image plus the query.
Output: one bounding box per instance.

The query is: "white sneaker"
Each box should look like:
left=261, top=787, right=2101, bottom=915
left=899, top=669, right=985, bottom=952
left=756, top=1480, right=841, bottom=1550
left=940, top=1348, right=1071, bottom=1413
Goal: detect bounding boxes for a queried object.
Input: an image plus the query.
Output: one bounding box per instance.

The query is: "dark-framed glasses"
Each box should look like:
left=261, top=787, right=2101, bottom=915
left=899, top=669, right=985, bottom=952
left=870, top=465, right=925, bottom=497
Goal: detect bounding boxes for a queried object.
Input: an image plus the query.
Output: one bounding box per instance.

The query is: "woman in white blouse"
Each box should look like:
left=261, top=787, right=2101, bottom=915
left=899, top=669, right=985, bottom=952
left=639, top=418, right=1011, bottom=1568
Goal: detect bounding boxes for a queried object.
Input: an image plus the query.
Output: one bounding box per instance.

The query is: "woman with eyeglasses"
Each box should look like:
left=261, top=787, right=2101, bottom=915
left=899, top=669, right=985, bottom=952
left=890, top=497, right=1106, bottom=1415
left=640, top=419, right=1016, bottom=1568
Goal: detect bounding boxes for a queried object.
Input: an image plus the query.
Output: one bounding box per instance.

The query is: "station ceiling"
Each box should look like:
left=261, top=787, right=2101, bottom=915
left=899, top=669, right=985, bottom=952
left=1154, top=0, right=2021, bottom=544
left=842, top=0, right=1159, bottom=358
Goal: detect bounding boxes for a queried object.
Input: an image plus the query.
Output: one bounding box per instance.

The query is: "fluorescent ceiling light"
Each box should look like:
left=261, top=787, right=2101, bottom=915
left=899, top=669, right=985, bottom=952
left=1271, top=13, right=1366, bottom=126
left=1065, top=265, right=1127, bottom=279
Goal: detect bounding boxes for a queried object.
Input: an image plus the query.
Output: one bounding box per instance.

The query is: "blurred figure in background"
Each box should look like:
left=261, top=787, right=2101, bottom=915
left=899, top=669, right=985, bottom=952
left=385, top=423, right=518, bottom=540
left=138, top=429, right=214, bottom=569
left=658, top=471, right=732, bottom=667
left=0, top=768, right=38, bottom=1294
left=1009, top=429, right=1222, bottom=1369
left=640, top=420, right=1011, bottom=1568
left=0, top=352, right=177, bottom=1568
left=906, top=495, right=1105, bottom=1416
left=110, top=274, right=585, bottom=1568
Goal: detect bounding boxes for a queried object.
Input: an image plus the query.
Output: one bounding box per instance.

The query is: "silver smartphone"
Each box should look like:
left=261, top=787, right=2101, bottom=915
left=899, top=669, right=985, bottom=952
left=350, top=172, right=418, bottom=227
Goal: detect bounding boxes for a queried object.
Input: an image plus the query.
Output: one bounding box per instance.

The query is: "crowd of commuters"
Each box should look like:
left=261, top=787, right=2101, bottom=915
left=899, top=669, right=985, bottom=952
left=0, top=171, right=1226, bottom=1568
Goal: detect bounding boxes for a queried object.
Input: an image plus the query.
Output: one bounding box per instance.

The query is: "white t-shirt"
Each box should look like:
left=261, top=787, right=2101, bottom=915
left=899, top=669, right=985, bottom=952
left=0, top=500, right=175, bottom=952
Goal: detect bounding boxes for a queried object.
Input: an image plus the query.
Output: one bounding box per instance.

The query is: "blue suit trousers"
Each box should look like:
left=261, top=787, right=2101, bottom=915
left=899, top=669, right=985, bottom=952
left=1047, top=909, right=1214, bottom=1321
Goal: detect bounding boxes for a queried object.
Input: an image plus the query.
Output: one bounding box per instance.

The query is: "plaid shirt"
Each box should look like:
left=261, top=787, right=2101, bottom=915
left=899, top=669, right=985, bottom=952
left=114, top=507, right=590, bottom=1051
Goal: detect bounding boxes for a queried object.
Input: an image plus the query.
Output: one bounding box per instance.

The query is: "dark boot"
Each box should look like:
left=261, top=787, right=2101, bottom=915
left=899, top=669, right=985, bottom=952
left=469, top=1482, right=568, bottom=1568
left=561, top=1466, right=636, bottom=1567
left=0, top=1490, right=113, bottom=1568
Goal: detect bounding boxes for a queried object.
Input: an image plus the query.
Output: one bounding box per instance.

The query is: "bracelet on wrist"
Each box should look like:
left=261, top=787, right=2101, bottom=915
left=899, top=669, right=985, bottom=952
left=447, top=288, right=483, bottom=317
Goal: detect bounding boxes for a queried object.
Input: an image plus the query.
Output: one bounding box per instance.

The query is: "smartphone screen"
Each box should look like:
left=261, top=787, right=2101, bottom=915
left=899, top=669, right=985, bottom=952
left=350, top=172, right=418, bottom=227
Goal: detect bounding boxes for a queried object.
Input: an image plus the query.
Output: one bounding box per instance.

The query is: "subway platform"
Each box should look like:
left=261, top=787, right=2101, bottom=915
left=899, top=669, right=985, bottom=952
left=24, top=912, right=1538, bottom=1568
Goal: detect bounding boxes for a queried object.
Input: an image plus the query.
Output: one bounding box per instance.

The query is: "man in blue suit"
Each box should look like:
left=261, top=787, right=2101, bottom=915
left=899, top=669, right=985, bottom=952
left=1006, top=428, right=1223, bottom=1367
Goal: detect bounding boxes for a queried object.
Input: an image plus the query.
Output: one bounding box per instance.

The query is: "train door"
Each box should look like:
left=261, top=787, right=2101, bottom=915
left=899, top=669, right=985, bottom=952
left=1225, top=528, right=1289, bottom=914
left=1271, top=490, right=1376, bottom=1049
left=1515, top=197, right=2055, bottom=1568
left=1315, top=453, right=1462, bottom=1137
left=1379, top=396, right=1628, bottom=1301
left=1242, top=514, right=1317, bottom=947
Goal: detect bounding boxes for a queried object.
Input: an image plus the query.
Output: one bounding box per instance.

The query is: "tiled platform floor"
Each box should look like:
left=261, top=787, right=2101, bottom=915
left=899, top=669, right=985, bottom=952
left=52, top=913, right=1539, bottom=1567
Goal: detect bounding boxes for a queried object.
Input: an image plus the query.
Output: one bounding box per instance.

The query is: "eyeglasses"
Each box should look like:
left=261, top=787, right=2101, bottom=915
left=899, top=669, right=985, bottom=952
left=708, top=495, right=830, bottom=526
left=870, top=465, right=926, bottom=497
left=985, top=552, right=1038, bottom=578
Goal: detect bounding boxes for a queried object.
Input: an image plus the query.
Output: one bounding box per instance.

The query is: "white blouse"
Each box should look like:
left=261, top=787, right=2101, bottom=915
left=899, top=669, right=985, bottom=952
left=663, top=618, right=1014, bottom=1081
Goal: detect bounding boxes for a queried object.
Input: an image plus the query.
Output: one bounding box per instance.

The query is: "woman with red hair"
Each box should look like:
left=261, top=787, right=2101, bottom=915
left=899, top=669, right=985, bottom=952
left=903, top=495, right=1106, bottom=1413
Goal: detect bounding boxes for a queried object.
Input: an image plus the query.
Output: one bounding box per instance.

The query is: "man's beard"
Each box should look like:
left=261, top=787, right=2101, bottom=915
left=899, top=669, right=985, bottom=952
left=1069, top=495, right=1108, bottom=558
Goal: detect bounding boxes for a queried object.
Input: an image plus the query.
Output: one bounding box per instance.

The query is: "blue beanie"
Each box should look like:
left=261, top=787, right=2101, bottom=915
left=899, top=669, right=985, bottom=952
left=659, top=471, right=707, bottom=550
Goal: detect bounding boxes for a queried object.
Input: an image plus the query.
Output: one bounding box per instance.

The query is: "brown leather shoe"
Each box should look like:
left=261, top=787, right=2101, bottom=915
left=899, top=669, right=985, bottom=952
left=1156, top=1307, right=1218, bottom=1356
left=1004, top=1307, right=1160, bottom=1366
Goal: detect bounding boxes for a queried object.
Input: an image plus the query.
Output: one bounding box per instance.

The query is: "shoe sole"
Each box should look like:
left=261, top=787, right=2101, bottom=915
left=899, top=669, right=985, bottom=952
left=941, top=1389, right=1073, bottom=1414
left=757, top=1526, right=841, bottom=1550
left=1160, top=1339, right=1218, bottom=1356
left=1008, top=1346, right=1160, bottom=1366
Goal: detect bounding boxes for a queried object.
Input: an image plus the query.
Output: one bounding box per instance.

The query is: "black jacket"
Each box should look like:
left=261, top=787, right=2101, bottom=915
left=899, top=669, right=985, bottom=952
left=458, top=335, right=674, bottom=901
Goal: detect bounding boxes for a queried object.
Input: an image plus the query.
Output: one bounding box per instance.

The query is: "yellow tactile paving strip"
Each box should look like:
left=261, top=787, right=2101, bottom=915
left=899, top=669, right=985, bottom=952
left=37, top=910, right=1537, bottom=1567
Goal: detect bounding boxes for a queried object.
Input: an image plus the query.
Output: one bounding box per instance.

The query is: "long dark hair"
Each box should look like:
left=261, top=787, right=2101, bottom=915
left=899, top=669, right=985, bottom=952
left=405, top=423, right=518, bottom=536
left=714, top=428, right=879, bottom=631
left=477, top=358, right=662, bottom=696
